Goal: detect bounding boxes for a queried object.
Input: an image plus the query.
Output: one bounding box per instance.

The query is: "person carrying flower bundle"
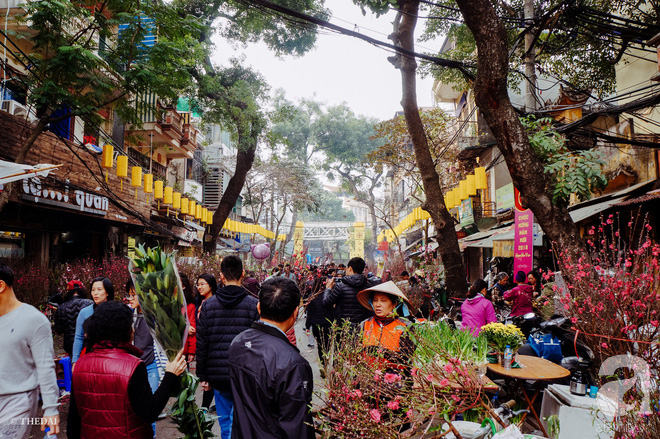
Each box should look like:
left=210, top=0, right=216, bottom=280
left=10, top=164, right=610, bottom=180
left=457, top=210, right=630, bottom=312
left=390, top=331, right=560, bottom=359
left=68, top=301, right=187, bottom=439
left=356, top=281, right=414, bottom=371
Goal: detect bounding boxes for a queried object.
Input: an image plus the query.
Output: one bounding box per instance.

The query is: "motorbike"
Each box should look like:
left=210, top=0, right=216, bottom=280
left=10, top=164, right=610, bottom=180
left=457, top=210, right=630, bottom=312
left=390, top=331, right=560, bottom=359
left=518, top=315, right=596, bottom=381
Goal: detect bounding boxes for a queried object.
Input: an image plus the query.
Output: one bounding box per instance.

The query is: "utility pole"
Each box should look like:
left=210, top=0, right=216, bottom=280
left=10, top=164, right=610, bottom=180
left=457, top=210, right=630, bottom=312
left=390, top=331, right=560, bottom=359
left=524, top=0, right=537, bottom=111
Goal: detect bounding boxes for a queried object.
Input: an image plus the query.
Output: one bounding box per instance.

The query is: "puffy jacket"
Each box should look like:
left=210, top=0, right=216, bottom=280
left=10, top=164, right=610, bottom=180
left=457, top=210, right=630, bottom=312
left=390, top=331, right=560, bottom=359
left=53, top=296, right=93, bottom=355
left=72, top=343, right=153, bottom=439
left=305, top=291, right=334, bottom=328
left=461, top=294, right=497, bottom=336
left=323, top=274, right=379, bottom=324
left=504, top=284, right=534, bottom=317
left=196, top=285, right=259, bottom=391
left=229, top=322, right=315, bottom=439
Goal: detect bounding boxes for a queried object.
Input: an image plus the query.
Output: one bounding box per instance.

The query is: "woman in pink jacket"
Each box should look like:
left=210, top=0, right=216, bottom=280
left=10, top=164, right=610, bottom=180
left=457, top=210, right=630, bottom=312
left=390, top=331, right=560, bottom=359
left=461, top=279, right=497, bottom=336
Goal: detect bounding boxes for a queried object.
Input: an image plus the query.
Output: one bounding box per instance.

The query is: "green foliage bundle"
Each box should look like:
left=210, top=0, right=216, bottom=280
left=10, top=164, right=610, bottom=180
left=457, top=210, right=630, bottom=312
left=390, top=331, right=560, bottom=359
left=129, top=245, right=214, bottom=439
left=522, top=116, right=607, bottom=205
left=413, top=321, right=488, bottom=366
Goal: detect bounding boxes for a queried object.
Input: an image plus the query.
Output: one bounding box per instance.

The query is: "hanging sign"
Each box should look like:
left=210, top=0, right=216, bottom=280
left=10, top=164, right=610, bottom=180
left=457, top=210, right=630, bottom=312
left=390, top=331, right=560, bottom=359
left=513, top=188, right=534, bottom=275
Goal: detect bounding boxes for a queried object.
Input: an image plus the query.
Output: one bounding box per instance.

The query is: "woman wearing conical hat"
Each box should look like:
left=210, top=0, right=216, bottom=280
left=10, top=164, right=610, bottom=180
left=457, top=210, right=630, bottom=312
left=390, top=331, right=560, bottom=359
left=357, top=281, right=415, bottom=369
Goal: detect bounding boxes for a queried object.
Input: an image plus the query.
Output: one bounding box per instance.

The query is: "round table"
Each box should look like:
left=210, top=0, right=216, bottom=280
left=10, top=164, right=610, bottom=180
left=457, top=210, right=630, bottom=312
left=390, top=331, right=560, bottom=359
left=488, top=355, right=570, bottom=438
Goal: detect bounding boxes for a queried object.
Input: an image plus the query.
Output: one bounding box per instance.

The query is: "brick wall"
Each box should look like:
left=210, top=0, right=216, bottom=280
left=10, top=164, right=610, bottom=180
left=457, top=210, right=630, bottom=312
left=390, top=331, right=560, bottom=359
left=0, top=111, right=151, bottom=225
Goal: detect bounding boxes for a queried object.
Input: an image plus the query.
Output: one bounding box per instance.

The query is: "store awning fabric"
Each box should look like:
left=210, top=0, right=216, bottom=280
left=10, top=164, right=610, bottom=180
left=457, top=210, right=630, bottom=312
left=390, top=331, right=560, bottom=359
left=0, top=160, right=61, bottom=185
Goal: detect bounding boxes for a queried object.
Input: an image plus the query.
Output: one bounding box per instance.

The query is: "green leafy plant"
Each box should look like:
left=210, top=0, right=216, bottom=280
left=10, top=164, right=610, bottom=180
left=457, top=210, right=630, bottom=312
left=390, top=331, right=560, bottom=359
left=129, top=245, right=214, bottom=438
left=522, top=116, right=607, bottom=205
left=412, top=321, right=488, bottom=366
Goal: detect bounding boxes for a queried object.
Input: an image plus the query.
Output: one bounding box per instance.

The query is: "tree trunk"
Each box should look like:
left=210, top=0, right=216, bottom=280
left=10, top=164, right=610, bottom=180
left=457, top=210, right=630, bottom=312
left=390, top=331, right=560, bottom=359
left=204, top=142, right=256, bottom=253
left=390, top=0, right=468, bottom=297
left=452, top=0, right=584, bottom=262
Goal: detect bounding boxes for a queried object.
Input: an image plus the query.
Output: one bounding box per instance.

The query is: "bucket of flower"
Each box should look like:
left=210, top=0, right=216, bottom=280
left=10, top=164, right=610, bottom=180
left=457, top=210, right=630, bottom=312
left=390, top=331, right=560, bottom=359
left=129, top=245, right=215, bottom=439
left=479, top=323, right=525, bottom=368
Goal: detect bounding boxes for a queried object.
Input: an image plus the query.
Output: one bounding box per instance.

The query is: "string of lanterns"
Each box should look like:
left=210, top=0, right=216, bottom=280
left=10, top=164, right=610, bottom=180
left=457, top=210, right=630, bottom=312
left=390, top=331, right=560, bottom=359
left=377, top=167, right=488, bottom=242
left=101, top=144, right=280, bottom=240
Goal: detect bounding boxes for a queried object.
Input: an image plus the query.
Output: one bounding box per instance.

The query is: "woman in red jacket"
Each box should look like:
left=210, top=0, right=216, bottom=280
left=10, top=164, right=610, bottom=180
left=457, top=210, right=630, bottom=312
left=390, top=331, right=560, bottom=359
left=69, top=301, right=186, bottom=439
left=180, top=273, right=197, bottom=363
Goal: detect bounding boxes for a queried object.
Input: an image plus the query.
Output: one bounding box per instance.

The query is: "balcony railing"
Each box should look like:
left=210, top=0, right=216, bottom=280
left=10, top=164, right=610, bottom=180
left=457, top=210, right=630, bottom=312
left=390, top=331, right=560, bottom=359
left=127, top=148, right=167, bottom=180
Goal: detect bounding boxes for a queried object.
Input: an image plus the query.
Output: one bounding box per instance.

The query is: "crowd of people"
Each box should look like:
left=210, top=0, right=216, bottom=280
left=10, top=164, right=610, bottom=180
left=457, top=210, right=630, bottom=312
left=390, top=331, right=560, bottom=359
left=1, top=255, right=430, bottom=439
left=460, top=269, right=546, bottom=336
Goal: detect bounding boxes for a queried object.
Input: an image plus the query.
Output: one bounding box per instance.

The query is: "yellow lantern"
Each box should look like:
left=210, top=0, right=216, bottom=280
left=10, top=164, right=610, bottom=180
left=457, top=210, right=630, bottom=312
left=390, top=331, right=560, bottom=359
left=459, top=179, right=468, bottom=201
left=446, top=191, right=453, bottom=209
left=189, top=200, right=196, bottom=217
left=195, top=205, right=202, bottom=220
left=172, top=191, right=180, bottom=209
left=207, top=210, right=213, bottom=225
left=475, top=166, right=488, bottom=190
left=452, top=188, right=460, bottom=207
left=467, top=175, right=477, bottom=196
left=116, top=155, right=128, bottom=190
left=131, top=167, right=142, bottom=200
left=102, top=144, right=113, bottom=182
left=154, top=181, right=163, bottom=200
left=143, top=173, right=153, bottom=195
left=180, top=197, right=189, bottom=214
left=201, top=208, right=208, bottom=224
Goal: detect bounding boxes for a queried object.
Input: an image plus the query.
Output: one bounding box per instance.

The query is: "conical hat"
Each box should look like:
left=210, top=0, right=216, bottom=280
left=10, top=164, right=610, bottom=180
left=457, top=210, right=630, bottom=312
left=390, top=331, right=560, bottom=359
left=357, top=281, right=412, bottom=311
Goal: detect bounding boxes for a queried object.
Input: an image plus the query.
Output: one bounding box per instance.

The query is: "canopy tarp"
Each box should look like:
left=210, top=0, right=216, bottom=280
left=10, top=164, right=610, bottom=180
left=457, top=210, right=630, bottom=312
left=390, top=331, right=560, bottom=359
left=0, top=160, right=60, bottom=185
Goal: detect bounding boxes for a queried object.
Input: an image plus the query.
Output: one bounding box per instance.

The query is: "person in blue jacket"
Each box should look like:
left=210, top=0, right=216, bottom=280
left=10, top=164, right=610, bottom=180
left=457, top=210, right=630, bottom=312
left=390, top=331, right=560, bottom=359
left=71, top=277, right=114, bottom=364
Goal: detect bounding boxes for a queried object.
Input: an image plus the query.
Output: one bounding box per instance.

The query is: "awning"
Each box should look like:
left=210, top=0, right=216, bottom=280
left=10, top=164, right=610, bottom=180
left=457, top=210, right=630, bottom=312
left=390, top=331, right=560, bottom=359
left=567, top=197, right=627, bottom=223
left=615, top=189, right=660, bottom=206
left=0, top=160, right=61, bottom=185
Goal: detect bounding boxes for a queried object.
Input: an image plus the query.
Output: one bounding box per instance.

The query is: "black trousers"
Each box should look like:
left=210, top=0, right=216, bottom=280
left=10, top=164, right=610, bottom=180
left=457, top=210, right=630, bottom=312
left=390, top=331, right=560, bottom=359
left=311, top=324, right=331, bottom=367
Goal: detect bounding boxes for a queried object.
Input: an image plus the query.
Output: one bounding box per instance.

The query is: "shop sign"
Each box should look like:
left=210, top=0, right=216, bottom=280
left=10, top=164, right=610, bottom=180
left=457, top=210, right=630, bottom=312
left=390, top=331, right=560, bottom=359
left=493, top=240, right=514, bottom=257
left=173, top=226, right=197, bottom=243
left=21, top=177, right=108, bottom=216
left=514, top=208, right=534, bottom=275
left=127, top=237, right=136, bottom=259
left=458, top=198, right=474, bottom=227
left=496, top=183, right=514, bottom=213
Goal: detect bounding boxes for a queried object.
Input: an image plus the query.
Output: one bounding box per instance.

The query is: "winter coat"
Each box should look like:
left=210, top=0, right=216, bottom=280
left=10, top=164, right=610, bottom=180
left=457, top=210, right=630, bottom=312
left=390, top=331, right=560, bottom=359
left=461, top=294, right=497, bottom=336
left=323, top=274, right=380, bottom=325
left=53, top=296, right=93, bottom=355
left=229, top=322, right=315, bottom=439
left=305, top=290, right=334, bottom=329
left=196, top=285, right=259, bottom=392
left=504, top=284, right=535, bottom=317
left=72, top=343, right=153, bottom=439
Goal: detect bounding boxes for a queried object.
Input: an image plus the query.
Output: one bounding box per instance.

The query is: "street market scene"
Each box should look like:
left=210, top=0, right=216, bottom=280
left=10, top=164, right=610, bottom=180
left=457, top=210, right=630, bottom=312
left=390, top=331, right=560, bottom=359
left=1, top=0, right=660, bottom=438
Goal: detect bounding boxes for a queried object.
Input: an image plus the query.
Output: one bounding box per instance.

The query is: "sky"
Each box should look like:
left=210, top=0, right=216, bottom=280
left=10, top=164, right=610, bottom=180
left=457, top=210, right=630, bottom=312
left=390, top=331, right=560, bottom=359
left=211, top=0, right=444, bottom=121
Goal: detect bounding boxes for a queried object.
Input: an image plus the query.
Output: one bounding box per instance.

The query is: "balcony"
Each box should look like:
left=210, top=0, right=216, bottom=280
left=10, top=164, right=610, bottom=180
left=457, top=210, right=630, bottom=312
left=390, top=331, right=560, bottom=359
left=125, top=100, right=196, bottom=160
left=127, top=148, right=167, bottom=181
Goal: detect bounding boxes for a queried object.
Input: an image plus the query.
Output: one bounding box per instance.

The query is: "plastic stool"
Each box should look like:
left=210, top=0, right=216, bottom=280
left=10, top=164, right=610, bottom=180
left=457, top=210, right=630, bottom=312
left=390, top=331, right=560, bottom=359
left=57, top=356, right=72, bottom=392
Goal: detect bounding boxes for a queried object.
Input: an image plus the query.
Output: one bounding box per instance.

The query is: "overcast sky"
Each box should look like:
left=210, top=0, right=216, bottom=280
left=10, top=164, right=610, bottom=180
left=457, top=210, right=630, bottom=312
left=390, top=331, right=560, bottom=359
left=211, top=0, right=444, bottom=121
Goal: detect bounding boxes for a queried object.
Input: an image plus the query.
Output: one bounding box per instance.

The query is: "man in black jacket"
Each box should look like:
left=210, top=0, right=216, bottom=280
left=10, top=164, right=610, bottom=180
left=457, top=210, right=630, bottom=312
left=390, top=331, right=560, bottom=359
left=197, top=256, right=259, bottom=439
left=323, top=257, right=379, bottom=325
left=53, top=281, right=93, bottom=356
left=229, top=277, right=314, bottom=439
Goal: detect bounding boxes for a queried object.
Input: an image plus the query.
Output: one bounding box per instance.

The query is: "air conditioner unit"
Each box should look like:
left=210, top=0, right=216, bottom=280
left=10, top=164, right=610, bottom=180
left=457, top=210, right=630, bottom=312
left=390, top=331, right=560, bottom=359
left=1, top=100, right=38, bottom=122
